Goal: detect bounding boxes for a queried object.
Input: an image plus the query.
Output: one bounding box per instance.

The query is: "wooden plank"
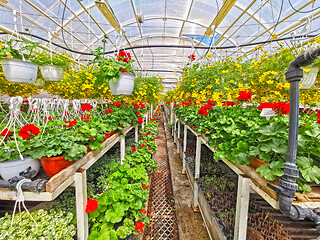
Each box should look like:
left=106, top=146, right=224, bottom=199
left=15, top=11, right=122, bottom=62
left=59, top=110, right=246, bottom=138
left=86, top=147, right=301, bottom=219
left=46, top=127, right=132, bottom=192
left=75, top=170, right=88, bottom=240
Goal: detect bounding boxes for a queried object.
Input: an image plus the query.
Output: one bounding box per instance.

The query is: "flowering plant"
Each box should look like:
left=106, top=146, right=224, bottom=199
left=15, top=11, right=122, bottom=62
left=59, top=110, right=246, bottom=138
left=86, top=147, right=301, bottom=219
left=90, top=46, right=135, bottom=86
left=32, top=51, right=71, bottom=70
left=0, top=39, right=39, bottom=61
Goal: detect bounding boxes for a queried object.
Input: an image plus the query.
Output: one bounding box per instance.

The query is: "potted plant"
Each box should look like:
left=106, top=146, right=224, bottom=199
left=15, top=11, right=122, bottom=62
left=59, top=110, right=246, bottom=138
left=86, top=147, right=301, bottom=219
left=90, top=43, right=135, bottom=95
left=33, top=51, right=70, bottom=82
left=0, top=39, right=39, bottom=84
left=25, top=119, right=87, bottom=177
left=0, top=125, right=41, bottom=181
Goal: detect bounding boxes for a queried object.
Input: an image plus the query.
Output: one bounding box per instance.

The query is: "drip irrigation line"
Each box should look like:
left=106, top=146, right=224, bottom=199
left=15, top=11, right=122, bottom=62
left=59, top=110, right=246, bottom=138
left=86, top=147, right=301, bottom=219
left=0, top=31, right=317, bottom=56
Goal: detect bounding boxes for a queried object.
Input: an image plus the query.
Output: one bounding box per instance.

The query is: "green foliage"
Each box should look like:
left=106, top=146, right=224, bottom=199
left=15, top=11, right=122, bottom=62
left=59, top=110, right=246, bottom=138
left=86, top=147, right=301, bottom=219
left=0, top=39, right=39, bottom=61
left=0, top=209, right=76, bottom=240
left=256, top=161, right=284, bottom=181
left=32, top=51, right=71, bottom=70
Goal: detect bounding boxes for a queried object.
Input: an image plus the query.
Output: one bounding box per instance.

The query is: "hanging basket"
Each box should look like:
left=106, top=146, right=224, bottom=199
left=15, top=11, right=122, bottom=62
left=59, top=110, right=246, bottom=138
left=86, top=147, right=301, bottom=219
left=40, top=156, right=75, bottom=177
left=0, top=157, right=40, bottom=181
left=109, top=72, right=135, bottom=95
left=1, top=58, right=38, bottom=84
left=40, top=65, right=64, bottom=82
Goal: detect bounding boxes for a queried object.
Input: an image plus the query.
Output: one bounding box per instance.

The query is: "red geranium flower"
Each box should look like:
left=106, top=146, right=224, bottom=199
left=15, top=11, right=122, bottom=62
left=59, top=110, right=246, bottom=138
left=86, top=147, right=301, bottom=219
left=140, top=103, right=146, bottom=109
left=258, top=102, right=274, bottom=111
left=89, top=137, right=94, bottom=140
left=222, top=101, right=236, bottom=107
left=18, top=124, right=40, bottom=139
left=116, top=50, right=131, bottom=63
left=140, top=209, right=147, bottom=214
left=131, top=147, right=136, bottom=151
left=44, top=116, right=52, bottom=122
left=238, top=91, right=252, bottom=101
left=188, top=54, right=195, bottom=61
left=136, top=112, right=140, bottom=116
left=197, top=107, right=208, bottom=116
left=1, top=128, right=11, bottom=136
left=137, top=117, right=143, bottom=124
left=85, top=199, right=98, bottom=213
left=135, top=221, right=144, bottom=233
left=81, top=103, right=93, bottom=112
left=142, top=184, right=147, bottom=189
left=133, top=104, right=140, bottom=109
left=141, top=144, right=146, bottom=147
left=105, top=109, right=113, bottom=114
left=148, top=147, right=152, bottom=151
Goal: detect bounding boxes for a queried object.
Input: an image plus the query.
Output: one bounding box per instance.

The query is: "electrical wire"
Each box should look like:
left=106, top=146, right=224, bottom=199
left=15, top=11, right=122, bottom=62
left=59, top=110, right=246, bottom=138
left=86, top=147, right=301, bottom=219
left=288, top=0, right=320, bottom=14
left=2, top=31, right=316, bottom=55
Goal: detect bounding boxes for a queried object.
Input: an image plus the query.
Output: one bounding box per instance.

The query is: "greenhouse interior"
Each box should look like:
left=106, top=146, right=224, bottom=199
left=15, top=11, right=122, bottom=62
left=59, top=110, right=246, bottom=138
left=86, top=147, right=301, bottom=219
left=1, top=0, right=320, bottom=240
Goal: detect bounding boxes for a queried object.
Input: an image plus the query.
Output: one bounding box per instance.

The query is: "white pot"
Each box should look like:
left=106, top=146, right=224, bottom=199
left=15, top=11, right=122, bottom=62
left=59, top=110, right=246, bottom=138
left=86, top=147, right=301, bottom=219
left=109, top=72, right=135, bottom=95
left=0, top=157, right=40, bottom=181
left=301, top=67, right=319, bottom=89
left=1, top=58, right=38, bottom=84
left=40, top=64, right=64, bottom=82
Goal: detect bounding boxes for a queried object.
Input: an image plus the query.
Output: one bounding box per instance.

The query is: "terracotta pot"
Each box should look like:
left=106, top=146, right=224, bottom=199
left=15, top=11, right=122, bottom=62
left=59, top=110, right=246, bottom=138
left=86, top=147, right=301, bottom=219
left=250, top=158, right=270, bottom=169
left=40, top=156, right=75, bottom=177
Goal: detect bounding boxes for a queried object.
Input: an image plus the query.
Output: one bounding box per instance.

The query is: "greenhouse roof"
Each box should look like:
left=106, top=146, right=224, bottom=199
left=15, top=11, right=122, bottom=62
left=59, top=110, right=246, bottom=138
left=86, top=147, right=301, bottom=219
left=0, top=0, right=319, bottom=90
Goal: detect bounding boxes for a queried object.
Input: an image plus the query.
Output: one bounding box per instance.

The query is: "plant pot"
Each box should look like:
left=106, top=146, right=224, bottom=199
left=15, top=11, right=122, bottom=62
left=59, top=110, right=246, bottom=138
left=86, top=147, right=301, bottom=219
left=1, top=58, right=38, bottom=83
left=250, top=158, right=270, bottom=169
left=40, top=64, right=64, bottom=82
left=0, top=157, right=40, bottom=181
left=301, top=67, right=319, bottom=89
left=109, top=72, right=135, bottom=95
left=40, top=156, right=75, bottom=177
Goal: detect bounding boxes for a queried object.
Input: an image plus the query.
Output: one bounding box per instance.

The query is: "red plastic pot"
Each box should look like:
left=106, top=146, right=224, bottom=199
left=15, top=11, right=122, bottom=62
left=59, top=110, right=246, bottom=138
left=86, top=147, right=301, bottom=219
left=40, top=156, right=75, bottom=177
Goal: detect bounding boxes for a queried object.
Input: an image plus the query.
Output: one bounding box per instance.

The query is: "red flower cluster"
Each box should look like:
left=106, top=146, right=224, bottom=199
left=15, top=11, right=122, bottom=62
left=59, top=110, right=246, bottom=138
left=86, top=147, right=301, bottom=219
left=85, top=199, right=98, bottom=213
left=135, top=221, right=144, bottom=233
left=120, top=68, right=128, bottom=73
left=142, top=184, right=147, bottom=189
left=165, top=102, right=170, bottom=105
left=140, top=209, right=147, bottom=214
left=197, top=103, right=212, bottom=116
left=116, top=50, right=131, bottom=63
left=137, top=117, right=143, bottom=124
left=222, top=101, right=236, bottom=107
left=133, top=104, right=140, bottom=109
left=111, top=102, right=121, bottom=107
left=64, top=118, right=77, bottom=128
left=18, top=124, right=40, bottom=139
left=173, top=104, right=179, bottom=107
left=141, top=144, right=146, bottom=148
left=136, top=112, right=140, bottom=116
left=181, top=99, right=193, bottom=107
left=44, top=116, right=52, bottom=122
left=105, top=109, right=113, bottom=114
left=188, top=54, right=195, bottom=61
left=148, top=147, right=152, bottom=151
left=89, top=136, right=94, bottom=140
left=258, top=102, right=290, bottom=115
left=207, top=100, right=216, bottom=106
left=140, top=103, right=146, bottom=109
left=317, top=110, right=320, bottom=124
left=237, top=91, right=252, bottom=101
left=63, top=111, right=69, bottom=116
left=81, top=103, right=93, bottom=112
left=131, top=147, right=136, bottom=151
left=1, top=128, right=11, bottom=136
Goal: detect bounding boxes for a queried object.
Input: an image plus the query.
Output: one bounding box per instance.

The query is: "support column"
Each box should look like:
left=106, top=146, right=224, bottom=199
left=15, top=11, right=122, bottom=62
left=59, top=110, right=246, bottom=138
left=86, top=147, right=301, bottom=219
left=177, top=121, right=181, bottom=152
left=151, top=104, right=153, bottom=116
left=193, top=135, right=202, bottom=208
left=173, top=115, right=177, bottom=143
left=234, top=175, right=251, bottom=240
left=120, top=135, right=126, bottom=165
left=75, top=169, right=88, bottom=240
left=182, top=124, right=187, bottom=173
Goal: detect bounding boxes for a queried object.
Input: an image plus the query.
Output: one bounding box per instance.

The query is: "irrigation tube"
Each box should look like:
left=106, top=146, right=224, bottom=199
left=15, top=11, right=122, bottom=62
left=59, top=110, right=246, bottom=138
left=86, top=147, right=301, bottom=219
left=268, top=47, right=320, bottom=233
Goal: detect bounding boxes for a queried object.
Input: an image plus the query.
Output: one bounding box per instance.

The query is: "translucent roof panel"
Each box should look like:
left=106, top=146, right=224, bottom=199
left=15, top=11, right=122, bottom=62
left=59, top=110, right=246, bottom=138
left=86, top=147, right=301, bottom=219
left=0, top=0, right=319, bottom=87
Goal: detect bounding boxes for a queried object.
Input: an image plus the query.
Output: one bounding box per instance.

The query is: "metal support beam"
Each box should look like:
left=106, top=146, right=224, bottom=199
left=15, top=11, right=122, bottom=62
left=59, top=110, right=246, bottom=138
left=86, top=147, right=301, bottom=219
left=135, top=124, right=139, bottom=147
left=179, top=0, right=195, bottom=37
left=177, top=120, right=181, bottom=153
left=75, top=170, right=88, bottom=240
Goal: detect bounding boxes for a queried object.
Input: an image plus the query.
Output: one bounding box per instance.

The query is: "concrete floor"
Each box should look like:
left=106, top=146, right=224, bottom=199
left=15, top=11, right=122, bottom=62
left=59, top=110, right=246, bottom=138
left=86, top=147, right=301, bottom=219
left=164, top=122, right=210, bottom=240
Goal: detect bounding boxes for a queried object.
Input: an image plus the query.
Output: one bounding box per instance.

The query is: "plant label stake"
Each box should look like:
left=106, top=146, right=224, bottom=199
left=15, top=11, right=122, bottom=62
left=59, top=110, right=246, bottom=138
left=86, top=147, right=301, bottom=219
left=260, top=108, right=277, bottom=120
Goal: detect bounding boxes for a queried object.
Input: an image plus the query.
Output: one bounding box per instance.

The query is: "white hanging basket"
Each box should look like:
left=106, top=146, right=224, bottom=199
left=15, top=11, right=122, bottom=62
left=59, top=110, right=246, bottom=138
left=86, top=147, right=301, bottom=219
left=109, top=72, right=135, bottom=95
left=1, top=58, right=38, bottom=84
left=300, top=67, right=319, bottom=89
left=0, top=157, right=40, bottom=181
left=40, top=64, right=64, bottom=82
